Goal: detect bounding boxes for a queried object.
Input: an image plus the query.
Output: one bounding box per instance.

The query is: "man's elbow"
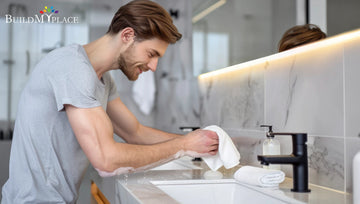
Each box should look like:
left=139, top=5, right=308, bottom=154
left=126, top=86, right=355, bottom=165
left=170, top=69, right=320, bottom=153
left=93, top=151, right=117, bottom=172
left=94, top=162, right=134, bottom=177
left=92, top=151, right=134, bottom=177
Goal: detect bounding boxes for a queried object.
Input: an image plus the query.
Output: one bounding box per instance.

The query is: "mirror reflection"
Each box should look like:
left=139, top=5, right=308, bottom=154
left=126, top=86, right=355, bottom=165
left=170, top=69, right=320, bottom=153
left=192, top=0, right=360, bottom=75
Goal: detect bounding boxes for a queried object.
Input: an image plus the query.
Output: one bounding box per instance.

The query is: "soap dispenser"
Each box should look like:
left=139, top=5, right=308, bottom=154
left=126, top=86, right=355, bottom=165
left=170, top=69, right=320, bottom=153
left=261, top=125, right=281, bottom=170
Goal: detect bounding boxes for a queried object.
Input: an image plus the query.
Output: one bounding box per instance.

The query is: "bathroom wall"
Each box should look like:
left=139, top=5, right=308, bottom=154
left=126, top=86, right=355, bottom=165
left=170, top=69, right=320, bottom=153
left=197, top=30, right=360, bottom=194
left=153, top=0, right=200, bottom=134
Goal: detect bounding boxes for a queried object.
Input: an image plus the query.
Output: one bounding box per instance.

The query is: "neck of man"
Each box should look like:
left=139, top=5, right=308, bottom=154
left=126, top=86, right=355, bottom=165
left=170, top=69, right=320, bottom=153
left=83, top=34, right=121, bottom=80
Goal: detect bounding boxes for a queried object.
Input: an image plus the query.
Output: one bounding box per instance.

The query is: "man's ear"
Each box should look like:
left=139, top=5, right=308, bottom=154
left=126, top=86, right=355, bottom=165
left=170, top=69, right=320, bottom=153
left=120, top=27, right=135, bottom=43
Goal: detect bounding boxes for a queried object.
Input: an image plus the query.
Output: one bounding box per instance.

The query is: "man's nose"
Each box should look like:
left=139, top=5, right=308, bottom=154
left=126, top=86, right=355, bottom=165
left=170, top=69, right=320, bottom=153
left=147, top=58, right=158, bottom=72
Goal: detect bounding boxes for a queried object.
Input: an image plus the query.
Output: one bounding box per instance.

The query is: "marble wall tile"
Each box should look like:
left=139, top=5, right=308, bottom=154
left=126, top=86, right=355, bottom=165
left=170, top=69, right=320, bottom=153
left=153, top=0, right=199, bottom=134
left=225, top=128, right=264, bottom=166
left=198, top=63, right=265, bottom=129
left=281, top=136, right=345, bottom=191
left=197, top=40, right=353, bottom=192
left=307, top=136, right=344, bottom=191
left=344, top=37, right=360, bottom=138
left=265, top=44, right=344, bottom=137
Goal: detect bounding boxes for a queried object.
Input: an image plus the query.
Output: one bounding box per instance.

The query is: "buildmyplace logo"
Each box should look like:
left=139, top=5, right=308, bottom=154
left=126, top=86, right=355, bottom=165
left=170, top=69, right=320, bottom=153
left=5, top=6, right=79, bottom=24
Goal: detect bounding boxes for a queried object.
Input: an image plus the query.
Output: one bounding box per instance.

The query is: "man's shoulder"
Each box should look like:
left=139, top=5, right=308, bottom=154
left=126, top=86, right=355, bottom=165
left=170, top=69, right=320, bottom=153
left=48, top=44, right=87, bottom=63
left=42, top=44, right=92, bottom=75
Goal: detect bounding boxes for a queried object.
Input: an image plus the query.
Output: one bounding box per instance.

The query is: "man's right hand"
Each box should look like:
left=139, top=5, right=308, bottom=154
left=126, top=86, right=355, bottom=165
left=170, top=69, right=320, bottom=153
left=181, top=129, right=219, bottom=157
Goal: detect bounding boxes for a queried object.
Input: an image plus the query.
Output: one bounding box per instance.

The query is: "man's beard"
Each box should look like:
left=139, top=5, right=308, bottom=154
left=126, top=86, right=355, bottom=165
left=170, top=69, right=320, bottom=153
left=117, top=42, right=140, bottom=81
left=117, top=54, right=139, bottom=81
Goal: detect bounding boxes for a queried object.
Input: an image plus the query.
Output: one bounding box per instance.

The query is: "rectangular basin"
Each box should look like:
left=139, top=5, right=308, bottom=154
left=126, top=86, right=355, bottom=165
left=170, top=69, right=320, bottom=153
left=150, top=157, right=202, bottom=171
left=151, top=179, right=305, bottom=204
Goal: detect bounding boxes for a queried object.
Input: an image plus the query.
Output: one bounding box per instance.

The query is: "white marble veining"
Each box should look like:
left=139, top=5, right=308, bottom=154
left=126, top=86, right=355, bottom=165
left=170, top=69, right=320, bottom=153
left=280, top=136, right=345, bottom=191
left=265, top=44, right=344, bottom=136
left=198, top=63, right=265, bottom=129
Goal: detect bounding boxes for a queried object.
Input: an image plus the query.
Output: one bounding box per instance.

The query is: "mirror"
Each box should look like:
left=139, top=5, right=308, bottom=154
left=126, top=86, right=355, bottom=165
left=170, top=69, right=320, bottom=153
left=192, top=0, right=360, bottom=76
left=327, top=0, right=360, bottom=36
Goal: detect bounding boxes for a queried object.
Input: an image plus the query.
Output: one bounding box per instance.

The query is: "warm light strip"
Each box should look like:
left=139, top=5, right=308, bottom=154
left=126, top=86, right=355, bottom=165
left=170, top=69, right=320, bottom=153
left=192, top=0, right=226, bottom=24
left=198, top=29, right=360, bottom=80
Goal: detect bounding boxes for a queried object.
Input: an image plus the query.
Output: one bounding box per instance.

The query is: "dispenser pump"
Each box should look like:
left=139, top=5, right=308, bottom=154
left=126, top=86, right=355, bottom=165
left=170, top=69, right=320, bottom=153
left=261, top=125, right=280, bottom=170
left=260, top=125, right=273, bottom=138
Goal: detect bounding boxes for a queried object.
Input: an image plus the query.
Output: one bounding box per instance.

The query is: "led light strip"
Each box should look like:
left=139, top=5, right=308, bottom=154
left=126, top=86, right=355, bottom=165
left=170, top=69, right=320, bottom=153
left=198, top=29, right=360, bottom=80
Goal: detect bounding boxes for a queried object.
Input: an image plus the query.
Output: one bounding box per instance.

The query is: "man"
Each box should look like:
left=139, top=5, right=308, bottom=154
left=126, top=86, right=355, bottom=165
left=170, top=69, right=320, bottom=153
left=1, top=0, right=219, bottom=203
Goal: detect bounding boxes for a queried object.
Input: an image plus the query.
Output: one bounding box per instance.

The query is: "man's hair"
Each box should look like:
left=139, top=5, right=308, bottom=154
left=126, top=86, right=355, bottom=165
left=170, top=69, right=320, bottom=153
left=107, top=0, right=182, bottom=44
left=278, top=24, right=326, bottom=52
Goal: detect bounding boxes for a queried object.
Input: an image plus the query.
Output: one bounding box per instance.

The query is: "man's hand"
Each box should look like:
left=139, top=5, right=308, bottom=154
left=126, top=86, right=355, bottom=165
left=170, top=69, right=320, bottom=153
left=181, top=129, right=219, bottom=156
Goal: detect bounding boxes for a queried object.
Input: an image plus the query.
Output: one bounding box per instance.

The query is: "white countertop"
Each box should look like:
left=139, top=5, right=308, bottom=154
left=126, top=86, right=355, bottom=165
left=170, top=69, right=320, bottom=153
left=91, top=159, right=351, bottom=204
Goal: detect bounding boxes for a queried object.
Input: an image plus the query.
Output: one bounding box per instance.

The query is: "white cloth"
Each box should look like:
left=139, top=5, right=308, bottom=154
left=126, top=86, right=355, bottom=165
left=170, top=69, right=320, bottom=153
left=132, top=71, right=155, bottom=115
left=234, top=166, right=285, bottom=187
left=202, top=125, right=240, bottom=171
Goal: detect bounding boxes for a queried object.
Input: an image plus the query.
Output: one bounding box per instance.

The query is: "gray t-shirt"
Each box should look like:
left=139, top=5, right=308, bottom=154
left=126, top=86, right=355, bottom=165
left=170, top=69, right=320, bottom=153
left=1, top=44, right=119, bottom=203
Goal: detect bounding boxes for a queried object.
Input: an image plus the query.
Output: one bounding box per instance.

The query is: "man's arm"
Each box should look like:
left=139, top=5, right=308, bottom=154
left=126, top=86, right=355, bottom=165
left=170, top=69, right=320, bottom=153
left=65, top=104, right=218, bottom=172
left=106, top=97, right=180, bottom=144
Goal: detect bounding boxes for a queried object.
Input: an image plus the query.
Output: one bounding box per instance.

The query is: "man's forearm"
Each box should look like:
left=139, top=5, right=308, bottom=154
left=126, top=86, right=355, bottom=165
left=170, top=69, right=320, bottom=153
left=102, top=136, right=185, bottom=172
left=110, top=114, right=181, bottom=144
left=130, top=124, right=182, bottom=145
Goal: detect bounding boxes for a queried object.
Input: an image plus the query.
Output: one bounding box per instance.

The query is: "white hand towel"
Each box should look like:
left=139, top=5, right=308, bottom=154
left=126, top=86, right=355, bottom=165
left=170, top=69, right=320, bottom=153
left=234, top=166, right=285, bottom=187
left=132, top=71, right=155, bottom=115
left=202, top=125, right=240, bottom=171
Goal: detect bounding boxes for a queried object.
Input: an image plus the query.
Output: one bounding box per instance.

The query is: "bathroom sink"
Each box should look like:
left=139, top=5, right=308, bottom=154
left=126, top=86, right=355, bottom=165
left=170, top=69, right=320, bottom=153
left=150, top=156, right=202, bottom=171
left=151, top=179, right=305, bottom=204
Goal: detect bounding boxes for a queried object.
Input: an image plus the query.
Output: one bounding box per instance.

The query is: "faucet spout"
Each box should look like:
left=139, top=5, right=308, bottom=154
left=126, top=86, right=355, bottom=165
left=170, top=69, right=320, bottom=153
left=257, top=154, right=302, bottom=165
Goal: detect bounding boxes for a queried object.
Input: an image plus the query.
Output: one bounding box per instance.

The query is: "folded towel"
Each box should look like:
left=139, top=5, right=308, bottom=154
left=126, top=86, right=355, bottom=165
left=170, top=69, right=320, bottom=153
left=234, top=166, right=285, bottom=187
left=202, top=125, right=240, bottom=171
left=132, top=71, right=155, bottom=115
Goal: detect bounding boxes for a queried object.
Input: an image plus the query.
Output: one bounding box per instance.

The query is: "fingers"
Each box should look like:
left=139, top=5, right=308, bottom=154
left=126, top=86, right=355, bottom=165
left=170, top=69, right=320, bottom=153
left=208, top=138, right=219, bottom=155
left=209, top=148, right=218, bottom=155
left=204, top=130, right=219, bottom=151
left=184, top=129, right=220, bottom=155
left=210, top=146, right=218, bottom=152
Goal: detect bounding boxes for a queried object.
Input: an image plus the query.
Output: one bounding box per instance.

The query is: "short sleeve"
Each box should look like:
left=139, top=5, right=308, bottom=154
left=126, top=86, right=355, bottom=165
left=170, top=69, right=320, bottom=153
left=48, top=65, right=101, bottom=112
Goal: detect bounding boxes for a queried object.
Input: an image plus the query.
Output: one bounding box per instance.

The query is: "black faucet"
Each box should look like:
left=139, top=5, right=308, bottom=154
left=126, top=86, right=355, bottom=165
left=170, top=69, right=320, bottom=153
left=257, top=125, right=311, bottom=193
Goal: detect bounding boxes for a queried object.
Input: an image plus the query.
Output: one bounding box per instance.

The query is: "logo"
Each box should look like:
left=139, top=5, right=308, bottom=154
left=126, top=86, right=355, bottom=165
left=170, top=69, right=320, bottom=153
left=5, top=6, right=79, bottom=24
left=39, top=6, right=59, bottom=14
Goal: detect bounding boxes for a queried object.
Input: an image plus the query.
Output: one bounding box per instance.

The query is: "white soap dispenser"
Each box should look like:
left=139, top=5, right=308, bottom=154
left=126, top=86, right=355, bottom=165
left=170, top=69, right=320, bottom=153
left=261, top=125, right=281, bottom=170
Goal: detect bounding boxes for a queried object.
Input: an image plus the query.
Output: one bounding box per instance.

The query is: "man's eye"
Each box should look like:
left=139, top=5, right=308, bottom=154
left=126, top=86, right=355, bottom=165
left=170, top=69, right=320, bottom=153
left=148, top=53, right=154, bottom=57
